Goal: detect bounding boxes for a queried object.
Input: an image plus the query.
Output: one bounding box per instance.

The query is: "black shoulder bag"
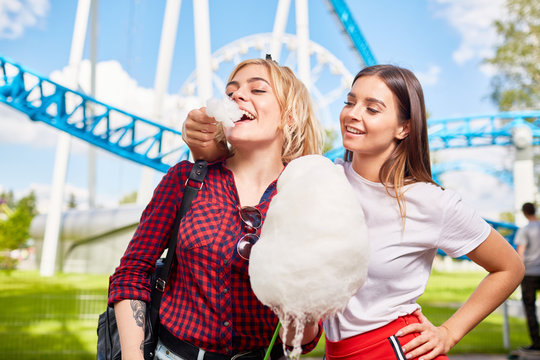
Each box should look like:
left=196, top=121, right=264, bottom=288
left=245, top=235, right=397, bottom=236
left=97, top=160, right=209, bottom=360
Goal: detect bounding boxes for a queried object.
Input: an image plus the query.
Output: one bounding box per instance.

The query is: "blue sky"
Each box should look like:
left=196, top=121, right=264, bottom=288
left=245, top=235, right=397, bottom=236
left=0, top=0, right=513, bottom=217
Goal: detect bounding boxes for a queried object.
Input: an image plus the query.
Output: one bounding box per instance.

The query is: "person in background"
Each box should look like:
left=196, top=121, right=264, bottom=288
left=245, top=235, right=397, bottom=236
left=183, top=64, right=524, bottom=360
left=515, top=202, right=540, bottom=354
left=108, top=58, right=324, bottom=360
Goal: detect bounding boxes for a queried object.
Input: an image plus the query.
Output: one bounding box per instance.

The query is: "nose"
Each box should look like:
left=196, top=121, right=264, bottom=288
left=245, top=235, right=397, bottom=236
left=230, top=86, right=248, bottom=102
left=343, top=104, right=361, bottom=122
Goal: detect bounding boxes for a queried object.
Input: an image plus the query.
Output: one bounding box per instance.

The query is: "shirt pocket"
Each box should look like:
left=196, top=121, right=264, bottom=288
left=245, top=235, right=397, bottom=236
left=178, top=201, right=225, bottom=250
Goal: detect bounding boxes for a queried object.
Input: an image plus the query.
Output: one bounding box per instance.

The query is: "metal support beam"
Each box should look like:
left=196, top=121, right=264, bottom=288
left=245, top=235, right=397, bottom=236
left=40, top=0, right=92, bottom=277
left=295, top=0, right=311, bottom=90
left=270, top=0, right=291, bottom=62
left=138, top=0, right=182, bottom=205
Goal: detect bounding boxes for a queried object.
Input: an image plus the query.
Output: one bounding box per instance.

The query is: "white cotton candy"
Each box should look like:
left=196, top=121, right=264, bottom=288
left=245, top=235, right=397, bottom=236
left=206, top=97, right=242, bottom=129
left=249, top=155, right=369, bottom=359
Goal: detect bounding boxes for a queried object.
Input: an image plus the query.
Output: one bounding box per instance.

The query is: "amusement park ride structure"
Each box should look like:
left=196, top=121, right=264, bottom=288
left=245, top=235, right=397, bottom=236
left=1, top=0, right=540, bottom=277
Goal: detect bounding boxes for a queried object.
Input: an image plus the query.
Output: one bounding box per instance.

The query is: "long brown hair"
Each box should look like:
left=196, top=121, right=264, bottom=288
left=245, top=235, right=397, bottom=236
left=345, top=65, right=437, bottom=219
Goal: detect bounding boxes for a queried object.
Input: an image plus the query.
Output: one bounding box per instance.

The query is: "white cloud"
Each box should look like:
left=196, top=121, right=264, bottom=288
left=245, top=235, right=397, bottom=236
left=0, top=0, right=49, bottom=39
left=432, top=0, right=505, bottom=67
left=415, top=65, right=441, bottom=86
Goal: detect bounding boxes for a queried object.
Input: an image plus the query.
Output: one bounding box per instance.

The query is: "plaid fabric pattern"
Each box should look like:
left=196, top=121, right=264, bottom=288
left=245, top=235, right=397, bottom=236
left=108, top=160, right=320, bottom=354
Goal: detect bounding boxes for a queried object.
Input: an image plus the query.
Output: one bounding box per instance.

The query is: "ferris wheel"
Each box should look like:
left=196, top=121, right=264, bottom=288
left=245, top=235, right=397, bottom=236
left=177, top=33, right=354, bottom=130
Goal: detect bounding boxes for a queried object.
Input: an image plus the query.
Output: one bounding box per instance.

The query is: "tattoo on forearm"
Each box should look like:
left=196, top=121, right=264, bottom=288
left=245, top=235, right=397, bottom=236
left=130, top=300, right=146, bottom=329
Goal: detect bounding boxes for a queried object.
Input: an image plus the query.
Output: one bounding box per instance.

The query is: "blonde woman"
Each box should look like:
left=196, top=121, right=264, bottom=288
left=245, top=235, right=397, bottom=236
left=108, top=58, right=324, bottom=360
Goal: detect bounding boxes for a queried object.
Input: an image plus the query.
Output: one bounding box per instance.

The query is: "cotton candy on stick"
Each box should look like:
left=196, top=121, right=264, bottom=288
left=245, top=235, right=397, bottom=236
left=206, top=97, right=243, bottom=133
left=249, top=155, right=369, bottom=359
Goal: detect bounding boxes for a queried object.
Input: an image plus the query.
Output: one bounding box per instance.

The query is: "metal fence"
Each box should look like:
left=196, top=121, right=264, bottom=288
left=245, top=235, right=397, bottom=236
left=0, top=289, right=107, bottom=360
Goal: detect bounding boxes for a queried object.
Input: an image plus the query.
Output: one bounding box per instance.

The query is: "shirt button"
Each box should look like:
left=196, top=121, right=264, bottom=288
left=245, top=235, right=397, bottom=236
left=224, top=321, right=230, bottom=326
left=223, top=288, right=228, bottom=294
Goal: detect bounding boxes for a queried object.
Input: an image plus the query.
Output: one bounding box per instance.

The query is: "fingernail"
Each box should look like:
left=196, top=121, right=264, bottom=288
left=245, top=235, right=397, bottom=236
left=405, top=354, right=412, bottom=359
left=395, top=331, right=402, bottom=337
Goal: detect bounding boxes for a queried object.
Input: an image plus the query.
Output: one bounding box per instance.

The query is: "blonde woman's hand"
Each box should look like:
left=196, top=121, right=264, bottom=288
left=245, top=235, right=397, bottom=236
left=396, top=309, right=454, bottom=360
left=182, top=108, right=225, bottom=161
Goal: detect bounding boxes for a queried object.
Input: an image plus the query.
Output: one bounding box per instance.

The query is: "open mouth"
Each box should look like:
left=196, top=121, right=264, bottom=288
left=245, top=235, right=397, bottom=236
left=235, top=109, right=256, bottom=123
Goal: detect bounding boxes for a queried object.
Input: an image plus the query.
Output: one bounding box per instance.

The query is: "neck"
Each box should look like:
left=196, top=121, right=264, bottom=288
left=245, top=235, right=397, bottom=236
left=226, top=146, right=284, bottom=207
left=350, top=154, right=386, bottom=183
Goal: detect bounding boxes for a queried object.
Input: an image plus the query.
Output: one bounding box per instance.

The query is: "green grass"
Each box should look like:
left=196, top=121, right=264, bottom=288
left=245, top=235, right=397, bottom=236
left=0, top=270, right=530, bottom=359
left=0, top=271, right=109, bottom=360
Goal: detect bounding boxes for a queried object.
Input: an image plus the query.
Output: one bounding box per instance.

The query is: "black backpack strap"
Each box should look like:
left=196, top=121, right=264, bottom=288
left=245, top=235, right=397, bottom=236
left=160, top=159, right=208, bottom=283
left=145, top=160, right=208, bottom=359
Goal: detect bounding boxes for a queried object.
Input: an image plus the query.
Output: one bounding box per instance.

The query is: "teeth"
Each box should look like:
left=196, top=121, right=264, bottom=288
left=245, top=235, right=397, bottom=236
left=346, top=126, right=363, bottom=135
left=242, top=110, right=255, bottom=120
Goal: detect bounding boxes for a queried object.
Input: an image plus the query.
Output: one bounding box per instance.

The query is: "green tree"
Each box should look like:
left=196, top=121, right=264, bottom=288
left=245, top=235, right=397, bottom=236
left=0, top=191, right=37, bottom=251
left=485, top=0, right=540, bottom=110
left=67, top=193, right=77, bottom=209
left=323, top=128, right=339, bottom=154
left=119, top=191, right=138, bottom=204
left=0, top=191, right=15, bottom=209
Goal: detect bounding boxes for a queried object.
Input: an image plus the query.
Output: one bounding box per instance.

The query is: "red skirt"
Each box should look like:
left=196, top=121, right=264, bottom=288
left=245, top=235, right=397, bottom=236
left=325, top=314, right=450, bottom=360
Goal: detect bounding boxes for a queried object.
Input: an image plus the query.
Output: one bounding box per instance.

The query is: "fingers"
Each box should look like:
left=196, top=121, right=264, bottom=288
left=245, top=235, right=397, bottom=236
left=397, top=326, right=450, bottom=360
left=395, top=323, right=424, bottom=337
left=182, top=108, right=219, bottom=145
left=401, top=335, right=445, bottom=360
left=397, top=314, right=450, bottom=360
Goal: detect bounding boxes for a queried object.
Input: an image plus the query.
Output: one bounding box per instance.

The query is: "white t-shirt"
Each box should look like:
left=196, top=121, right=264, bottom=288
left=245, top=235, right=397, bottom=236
left=324, top=161, right=491, bottom=341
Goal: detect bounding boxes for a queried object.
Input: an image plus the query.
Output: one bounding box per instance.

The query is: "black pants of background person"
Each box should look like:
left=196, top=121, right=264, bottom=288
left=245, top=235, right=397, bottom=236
left=522, top=275, right=540, bottom=349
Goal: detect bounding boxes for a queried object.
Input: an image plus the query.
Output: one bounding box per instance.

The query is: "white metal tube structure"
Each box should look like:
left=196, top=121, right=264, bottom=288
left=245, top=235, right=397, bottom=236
left=270, top=0, right=291, bottom=62
left=295, top=0, right=311, bottom=89
left=88, top=0, right=98, bottom=209
left=512, top=125, right=536, bottom=227
left=137, top=0, right=182, bottom=205
left=193, top=0, right=213, bottom=104
left=40, top=0, right=91, bottom=276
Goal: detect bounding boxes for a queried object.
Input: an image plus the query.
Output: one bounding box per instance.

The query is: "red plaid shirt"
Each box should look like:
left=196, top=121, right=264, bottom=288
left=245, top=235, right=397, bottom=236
left=108, top=160, right=320, bottom=354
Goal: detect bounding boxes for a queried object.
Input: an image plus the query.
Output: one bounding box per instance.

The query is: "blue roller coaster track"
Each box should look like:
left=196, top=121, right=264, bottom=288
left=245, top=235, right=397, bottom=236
left=327, top=0, right=377, bottom=67
left=0, top=56, right=189, bottom=173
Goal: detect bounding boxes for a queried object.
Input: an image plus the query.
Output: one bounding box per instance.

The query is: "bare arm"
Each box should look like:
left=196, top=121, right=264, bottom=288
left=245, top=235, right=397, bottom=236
left=182, top=107, right=228, bottom=161
left=114, top=300, right=146, bottom=360
left=400, top=228, right=524, bottom=359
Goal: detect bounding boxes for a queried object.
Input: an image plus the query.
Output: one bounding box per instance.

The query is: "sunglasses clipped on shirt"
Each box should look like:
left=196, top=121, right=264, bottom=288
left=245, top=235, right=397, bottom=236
left=237, top=206, right=262, bottom=260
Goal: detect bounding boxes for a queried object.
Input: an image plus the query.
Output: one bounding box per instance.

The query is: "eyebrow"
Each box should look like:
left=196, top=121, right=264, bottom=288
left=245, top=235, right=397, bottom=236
left=347, top=92, right=386, bottom=108
left=226, top=77, right=271, bottom=88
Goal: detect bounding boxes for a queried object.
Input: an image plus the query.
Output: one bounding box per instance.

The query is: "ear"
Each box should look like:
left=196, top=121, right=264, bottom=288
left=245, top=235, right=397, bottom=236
left=396, top=120, right=410, bottom=140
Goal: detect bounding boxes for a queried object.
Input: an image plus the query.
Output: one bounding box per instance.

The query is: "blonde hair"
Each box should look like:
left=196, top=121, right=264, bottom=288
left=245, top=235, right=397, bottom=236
left=216, top=58, right=324, bottom=163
